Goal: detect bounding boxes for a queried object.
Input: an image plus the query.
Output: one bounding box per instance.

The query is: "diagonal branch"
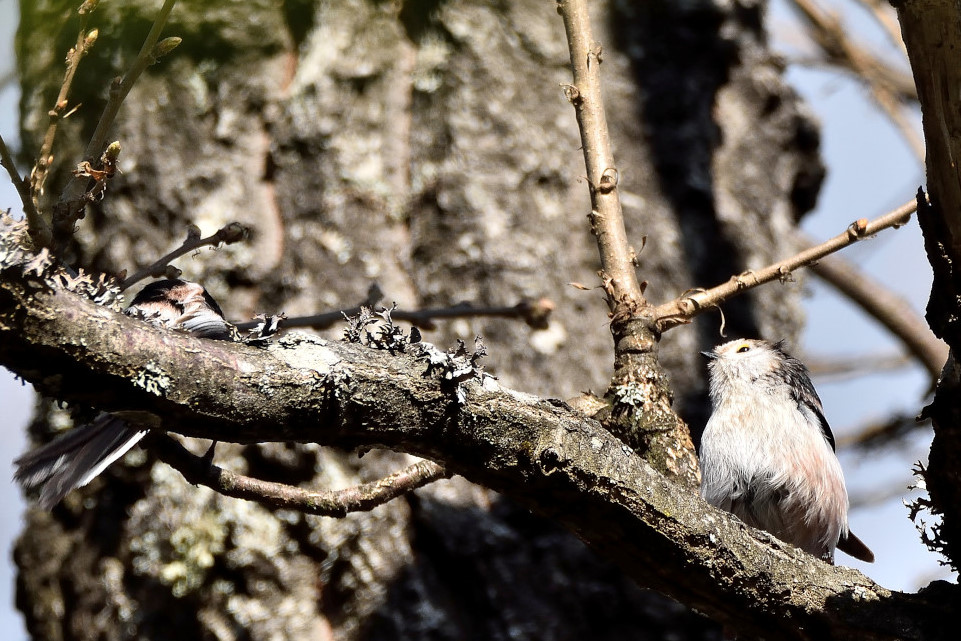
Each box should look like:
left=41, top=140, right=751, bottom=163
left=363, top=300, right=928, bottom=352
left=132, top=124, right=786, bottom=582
left=119, top=222, right=249, bottom=291
left=30, top=2, right=99, bottom=207
left=151, top=434, right=448, bottom=517
left=654, top=198, right=918, bottom=332
left=788, top=0, right=924, bottom=161
left=803, top=236, right=946, bottom=381
left=852, top=0, right=908, bottom=55
left=0, top=134, right=49, bottom=247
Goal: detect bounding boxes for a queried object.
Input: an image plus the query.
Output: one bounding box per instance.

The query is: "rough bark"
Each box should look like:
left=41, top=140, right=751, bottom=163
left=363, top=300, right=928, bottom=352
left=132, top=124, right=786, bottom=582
left=11, top=0, right=825, bottom=639
left=1, top=236, right=958, bottom=641
left=896, top=0, right=961, bottom=571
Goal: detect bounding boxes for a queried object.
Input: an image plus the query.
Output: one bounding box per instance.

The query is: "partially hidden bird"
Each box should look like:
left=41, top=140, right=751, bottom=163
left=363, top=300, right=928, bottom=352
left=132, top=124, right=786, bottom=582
left=14, top=279, right=232, bottom=509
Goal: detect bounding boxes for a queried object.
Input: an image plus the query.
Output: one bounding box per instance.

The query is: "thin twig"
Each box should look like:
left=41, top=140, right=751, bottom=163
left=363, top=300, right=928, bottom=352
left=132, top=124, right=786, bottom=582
left=806, top=352, right=913, bottom=381
left=852, top=0, right=908, bottom=56
left=119, top=222, right=249, bottom=291
left=236, top=298, right=556, bottom=332
left=803, top=233, right=946, bottom=381
left=836, top=412, right=925, bottom=450
left=654, top=198, right=918, bottom=332
left=150, top=434, right=450, bottom=517
left=53, top=0, right=180, bottom=246
left=558, top=0, right=644, bottom=313
left=788, top=0, right=924, bottom=161
left=0, top=133, right=50, bottom=248
left=235, top=283, right=384, bottom=331
left=83, top=0, right=179, bottom=165
left=29, top=3, right=99, bottom=204
left=394, top=299, right=555, bottom=329
left=234, top=282, right=383, bottom=330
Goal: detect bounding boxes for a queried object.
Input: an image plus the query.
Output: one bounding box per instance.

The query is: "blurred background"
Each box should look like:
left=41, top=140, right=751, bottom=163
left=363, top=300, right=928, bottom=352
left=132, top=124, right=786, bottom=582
left=0, top=0, right=953, bottom=637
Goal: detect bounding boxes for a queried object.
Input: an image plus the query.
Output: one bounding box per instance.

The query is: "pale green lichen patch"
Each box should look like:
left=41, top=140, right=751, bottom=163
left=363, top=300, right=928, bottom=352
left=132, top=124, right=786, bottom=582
left=610, top=381, right=647, bottom=407
left=130, top=466, right=228, bottom=598
left=134, top=362, right=172, bottom=396
left=159, top=514, right=227, bottom=597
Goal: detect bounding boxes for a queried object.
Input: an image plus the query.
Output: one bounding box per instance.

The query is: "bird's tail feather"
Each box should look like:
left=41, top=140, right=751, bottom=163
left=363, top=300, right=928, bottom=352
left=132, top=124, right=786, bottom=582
left=837, top=530, right=875, bottom=563
left=13, top=415, right=148, bottom=509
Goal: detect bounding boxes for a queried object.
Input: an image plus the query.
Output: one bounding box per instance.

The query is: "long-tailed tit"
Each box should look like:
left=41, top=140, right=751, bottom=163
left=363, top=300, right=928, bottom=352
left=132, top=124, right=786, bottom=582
left=14, top=279, right=232, bottom=509
left=699, top=339, right=874, bottom=563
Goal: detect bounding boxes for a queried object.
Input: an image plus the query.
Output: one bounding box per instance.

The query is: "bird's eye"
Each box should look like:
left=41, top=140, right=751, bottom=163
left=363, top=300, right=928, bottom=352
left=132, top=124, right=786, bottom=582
left=737, top=345, right=750, bottom=353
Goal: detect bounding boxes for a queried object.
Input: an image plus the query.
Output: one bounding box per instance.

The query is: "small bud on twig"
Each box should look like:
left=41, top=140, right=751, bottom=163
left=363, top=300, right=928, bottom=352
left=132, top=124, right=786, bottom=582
left=83, top=29, right=99, bottom=49
left=218, top=222, right=249, bottom=244
left=151, top=37, right=182, bottom=62
left=103, top=140, right=122, bottom=164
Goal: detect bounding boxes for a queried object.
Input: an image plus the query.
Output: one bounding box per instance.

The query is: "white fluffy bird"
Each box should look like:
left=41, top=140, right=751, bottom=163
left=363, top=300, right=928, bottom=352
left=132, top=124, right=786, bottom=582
left=699, top=339, right=873, bottom=563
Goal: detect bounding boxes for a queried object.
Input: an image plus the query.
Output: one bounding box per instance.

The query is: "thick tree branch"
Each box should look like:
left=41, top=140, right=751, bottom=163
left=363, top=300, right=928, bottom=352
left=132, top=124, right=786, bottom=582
left=0, top=258, right=954, bottom=640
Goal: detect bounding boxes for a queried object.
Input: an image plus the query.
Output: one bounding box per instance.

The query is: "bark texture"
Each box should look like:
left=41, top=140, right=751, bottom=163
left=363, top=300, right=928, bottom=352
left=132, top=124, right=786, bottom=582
left=896, top=0, right=961, bottom=571
left=13, top=0, right=823, bottom=638
left=1, top=237, right=956, bottom=641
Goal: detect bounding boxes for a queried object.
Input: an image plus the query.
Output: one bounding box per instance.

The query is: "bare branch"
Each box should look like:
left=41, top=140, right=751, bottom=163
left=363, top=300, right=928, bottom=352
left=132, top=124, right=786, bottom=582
left=852, top=0, right=908, bottom=55
left=151, top=434, right=448, bottom=517
left=558, top=0, right=644, bottom=312
left=0, top=134, right=50, bottom=247
left=29, top=3, right=99, bottom=206
left=806, top=352, right=912, bottom=381
left=654, top=198, right=918, bottom=332
left=803, top=234, right=946, bottom=382
left=53, top=0, right=180, bottom=247
left=788, top=0, right=924, bottom=160
left=82, top=0, right=179, bottom=162
left=557, top=0, right=698, bottom=488
left=239, top=298, right=555, bottom=332
left=119, top=222, right=249, bottom=291
left=837, top=413, right=927, bottom=450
